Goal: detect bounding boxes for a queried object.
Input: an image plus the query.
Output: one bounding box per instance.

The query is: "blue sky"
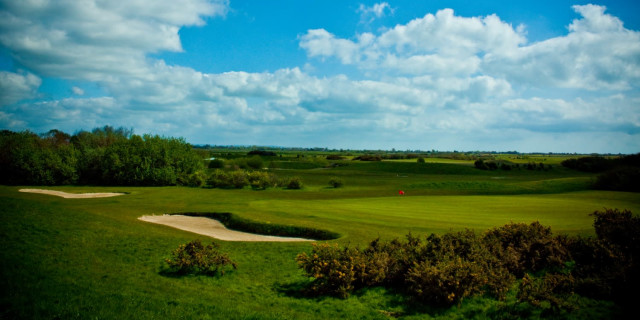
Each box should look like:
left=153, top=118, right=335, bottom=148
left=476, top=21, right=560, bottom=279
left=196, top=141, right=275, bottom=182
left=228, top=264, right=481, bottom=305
left=1, top=0, right=639, bottom=153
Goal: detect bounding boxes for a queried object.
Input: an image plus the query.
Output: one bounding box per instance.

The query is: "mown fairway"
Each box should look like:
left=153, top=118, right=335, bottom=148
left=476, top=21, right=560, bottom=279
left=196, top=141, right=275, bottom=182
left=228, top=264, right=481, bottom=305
left=2, top=160, right=639, bottom=319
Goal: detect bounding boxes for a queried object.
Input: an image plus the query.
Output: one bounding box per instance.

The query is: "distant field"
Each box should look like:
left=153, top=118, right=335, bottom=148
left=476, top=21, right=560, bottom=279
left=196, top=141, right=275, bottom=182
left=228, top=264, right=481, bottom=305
left=2, top=159, right=638, bottom=319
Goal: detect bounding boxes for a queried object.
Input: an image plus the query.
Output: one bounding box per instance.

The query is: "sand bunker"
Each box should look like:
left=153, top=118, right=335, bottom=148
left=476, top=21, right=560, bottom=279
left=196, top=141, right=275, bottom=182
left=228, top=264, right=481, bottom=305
left=139, top=215, right=314, bottom=242
left=19, top=189, right=126, bottom=199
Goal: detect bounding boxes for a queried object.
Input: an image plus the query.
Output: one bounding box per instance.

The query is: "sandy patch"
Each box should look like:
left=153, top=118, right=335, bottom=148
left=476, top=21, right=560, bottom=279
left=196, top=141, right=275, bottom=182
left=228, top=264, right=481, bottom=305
left=19, top=189, right=126, bottom=199
left=138, top=215, right=314, bottom=242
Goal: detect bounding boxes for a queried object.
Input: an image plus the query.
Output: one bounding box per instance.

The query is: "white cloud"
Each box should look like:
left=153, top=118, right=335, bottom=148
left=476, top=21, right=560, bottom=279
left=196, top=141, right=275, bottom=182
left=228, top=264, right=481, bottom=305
left=71, top=86, right=84, bottom=96
left=358, top=2, right=393, bottom=24
left=0, top=0, right=228, bottom=81
left=299, top=29, right=361, bottom=64
left=301, top=8, right=526, bottom=77
left=0, top=70, right=41, bottom=106
left=483, top=5, right=640, bottom=90
left=0, top=2, right=638, bottom=152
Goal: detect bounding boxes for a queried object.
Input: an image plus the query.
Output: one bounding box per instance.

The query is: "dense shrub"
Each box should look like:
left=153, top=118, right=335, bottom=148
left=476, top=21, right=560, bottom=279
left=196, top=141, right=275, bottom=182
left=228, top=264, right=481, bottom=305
left=568, top=209, right=640, bottom=303
left=208, top=158, right=224, bottom=168
left=247, top=171, right=276, bottom=190
left=474, top=159, right=488, bottom=170
left=353, top=155, right=382, bottom=161
left=326, top=155, right=345, bottom=160
left=286, top=176, right=303, bottom=189
left=207, top=169, right=230, bottom=188
left=328, top=177, right=343, bottom=188
left=422, top=230, right=514, bottom=300
left=179, top=170, right=207, bottom=187
left=296, top=214, right=640, bottom=310
left=561, top=156, right=612, bottom=172
left=296, top=243, right=363, bottom=298
left=297, top=230, right=514, bottom=303
left=417, top=157, right=425, bottom=163
left=0, top=127, right=204, bottom=186
left=483, top=222, right=570, bottom=277
left=246, top=155, right=264, bottom=170
left=165, top=240, right=237, bottom=275
left=406, top=257, right=486, bottom=306
left=228, top=170, right=248, bottom=188
left=207, top=169, right=283, bottom=190
left=593, top=166, right=640, bottom=192
left=247, top=150, right=276, bottom=156
left=517, top=273, right=576, bottom=312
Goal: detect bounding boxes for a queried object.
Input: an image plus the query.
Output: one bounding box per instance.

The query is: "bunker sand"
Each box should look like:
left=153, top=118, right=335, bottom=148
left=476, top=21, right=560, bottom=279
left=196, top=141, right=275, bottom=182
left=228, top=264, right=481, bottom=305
left=138, top=215, right=314, bottom=242
left=19, top=189, right=126, bottom=198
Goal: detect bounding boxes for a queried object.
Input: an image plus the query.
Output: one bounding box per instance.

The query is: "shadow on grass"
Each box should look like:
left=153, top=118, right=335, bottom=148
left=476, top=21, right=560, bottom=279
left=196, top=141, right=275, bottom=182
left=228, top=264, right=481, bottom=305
left=158, top=265, right=236, bottom=279
left=273, top=280, right=452, bottom=318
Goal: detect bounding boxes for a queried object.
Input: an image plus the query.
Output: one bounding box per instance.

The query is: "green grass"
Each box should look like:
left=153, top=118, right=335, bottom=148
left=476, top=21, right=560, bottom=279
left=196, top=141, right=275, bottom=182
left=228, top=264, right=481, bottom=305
left=1, top=160, right=638, bottom=319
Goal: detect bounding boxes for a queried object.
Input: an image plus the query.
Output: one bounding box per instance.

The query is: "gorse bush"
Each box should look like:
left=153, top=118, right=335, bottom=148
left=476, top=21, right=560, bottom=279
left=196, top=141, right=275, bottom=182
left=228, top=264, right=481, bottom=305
left=568, top=208, right=640, bottom=305
left=483, top=222, right=570, bottom=277
left=406, top=257, right=486, bottom=306
left=286, top=176, right=303, bottom=189
left=297, top=209, right=639, bottom=311
left=517, top=273, right=576, bottom=312
left=165, top=240, right=237, bottom=275
left=206, top=169, right=292, bottom=190
left=295, top=243, right=362, bottom=298
left=328, top=177, right=343, bottom=188
left=247, top=170, right=276, bottom=190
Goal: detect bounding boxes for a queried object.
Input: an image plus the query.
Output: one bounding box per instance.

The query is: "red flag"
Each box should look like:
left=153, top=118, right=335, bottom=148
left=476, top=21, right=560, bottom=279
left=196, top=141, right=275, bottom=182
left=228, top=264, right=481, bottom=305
left=399, top=190, right=405, bottom=195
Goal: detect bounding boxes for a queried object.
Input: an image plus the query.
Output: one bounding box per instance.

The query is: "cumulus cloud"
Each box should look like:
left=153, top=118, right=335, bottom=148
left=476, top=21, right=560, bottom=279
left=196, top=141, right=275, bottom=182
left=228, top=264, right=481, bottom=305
left=300, top=8, right=526, bottom=76
left=0, top=0, right=228, bottom=80
left=71, top=86, right=84, bottom=96
left=300, top=5, right=640, bottom=91
left=484, top=4, right=640, bottom=90
left=299, top=29, right=361, bottom=64
left=0, top=2, right=638, bottom=152
left=358, top=2, right=393, bottom=24
left=0, top=70, right=41, bottom=106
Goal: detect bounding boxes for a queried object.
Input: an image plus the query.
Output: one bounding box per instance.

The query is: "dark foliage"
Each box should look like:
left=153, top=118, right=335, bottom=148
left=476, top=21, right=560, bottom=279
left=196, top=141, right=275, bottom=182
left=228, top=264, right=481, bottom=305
left=593, top=166, right=640, bottom=192
left=296, top=210, right=638, bottom=313
left=0, top=127, right=204, bottom=186
left=568, top=209, right=640, bottom=304
left=246, top=155, right=264, bottom=169
left=247, top=150, right=277, bottom=156
left=474, top=159, right=514, bottom=171
left=208, top=158, right=225, bottom=168
left=561, top=156, right=613, bottom=172
left=286, top=176, right=303, bottom=189
left=517, top=273, right=576, bottom=312
left=353, top=154, right=383, bottom=161
left=165, top=240, right=237, bottom=275
left=483, top=222, right=570, bottom=277
left=562, top=153, right=640, bottom=174
left=328, top=177, right=343, bottom=188
left=326, top=155, right=346, bottom=160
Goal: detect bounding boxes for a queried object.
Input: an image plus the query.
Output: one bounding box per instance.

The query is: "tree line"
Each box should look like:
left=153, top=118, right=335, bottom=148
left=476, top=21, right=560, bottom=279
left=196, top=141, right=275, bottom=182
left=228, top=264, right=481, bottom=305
left=561, top=154, right=640, bottom=192
left=0, top=127, right=204, bottom=186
